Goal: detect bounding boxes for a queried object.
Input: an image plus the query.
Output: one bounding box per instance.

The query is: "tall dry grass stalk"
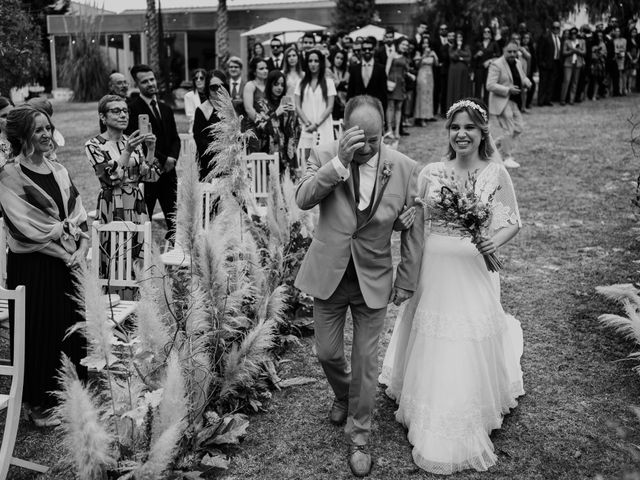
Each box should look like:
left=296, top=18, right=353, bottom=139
left=597, top=284, right=640, bottom=343
left=54, top=355, right=115, bottom=480
left=175, top=153, right=202, bottom=256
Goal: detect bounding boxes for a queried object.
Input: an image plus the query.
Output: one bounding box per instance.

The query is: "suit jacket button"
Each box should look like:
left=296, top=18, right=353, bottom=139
left=352, top=233, right=358, bottom=239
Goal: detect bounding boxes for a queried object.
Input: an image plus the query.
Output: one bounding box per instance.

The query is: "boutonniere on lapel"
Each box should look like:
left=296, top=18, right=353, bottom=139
left=381, top=160, right=393, bottom=185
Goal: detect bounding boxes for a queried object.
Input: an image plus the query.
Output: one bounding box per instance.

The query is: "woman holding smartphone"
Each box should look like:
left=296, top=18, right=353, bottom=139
left=255, top=70, right=299, bottom=176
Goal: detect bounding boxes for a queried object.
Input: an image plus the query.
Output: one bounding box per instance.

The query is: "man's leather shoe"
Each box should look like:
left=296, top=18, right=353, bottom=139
left=400, top=130, right=410, bottom=136
left=348, top=445, right=372, bottom=477
left=329, top=398, right=348, bottom=425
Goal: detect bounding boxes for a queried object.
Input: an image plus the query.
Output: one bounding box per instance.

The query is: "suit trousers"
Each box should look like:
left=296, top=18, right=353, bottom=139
left=491, top=100, right=523, bottom=158
left=143, top=169, right=177, bottom=240
left=313, top=262, right=387, bottom=446
left=561, top=64, right=582, bottom=103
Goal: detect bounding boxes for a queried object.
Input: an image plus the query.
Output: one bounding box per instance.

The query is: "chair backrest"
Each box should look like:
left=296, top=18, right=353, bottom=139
left=332, top=119, right=343, bottom=140
left=245, top=152, right=279, bottom=214
left=201, top=182, right=218, bottom=231
left=0, top=285, right=26, bottom=479
left=0, top=218, right=6, bottom=288
left=178, top=133, right=197, bottom=164
left=91, top=220, right=152, bottom=289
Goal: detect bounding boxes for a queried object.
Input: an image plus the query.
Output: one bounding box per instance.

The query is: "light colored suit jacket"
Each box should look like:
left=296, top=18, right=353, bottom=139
left=486, top=56, right=532, bottom=116
left=294, top=142, right=424, bottom=309
left=562, top=38, right=586, bottom=68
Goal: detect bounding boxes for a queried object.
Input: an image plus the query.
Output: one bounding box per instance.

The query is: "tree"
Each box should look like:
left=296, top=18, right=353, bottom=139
left=334, top=0, right=376, bottom=32
left=145, top=0, right=161, bottom=79
left=217, top=0, right=230, bottom=69
left=0, top=0, right=48, bottom=96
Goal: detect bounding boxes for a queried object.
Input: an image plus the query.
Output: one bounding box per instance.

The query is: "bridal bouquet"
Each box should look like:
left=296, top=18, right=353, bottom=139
left=416, top=169, right=503, bottom=272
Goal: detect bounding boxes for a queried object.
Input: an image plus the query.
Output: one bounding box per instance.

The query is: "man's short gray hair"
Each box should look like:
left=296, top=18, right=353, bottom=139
left=344, top=95, right=384, bottom=125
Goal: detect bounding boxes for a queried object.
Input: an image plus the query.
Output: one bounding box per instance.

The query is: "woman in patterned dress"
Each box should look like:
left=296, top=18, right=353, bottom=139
left=85, top=95, right=155, bottom=225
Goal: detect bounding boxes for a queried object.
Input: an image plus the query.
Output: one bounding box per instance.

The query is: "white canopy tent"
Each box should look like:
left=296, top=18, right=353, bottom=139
left=349, top=24, right=404, bottom=41
left=241, top=17, right=326, bottom=37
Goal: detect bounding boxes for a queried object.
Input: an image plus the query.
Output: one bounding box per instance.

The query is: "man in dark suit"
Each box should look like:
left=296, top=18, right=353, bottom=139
left=347, top=37, right=388, bottom=114
left=227, top=56, right=245, bottom=117
left=374, top=27, right=396, bottom=67
left=536, top=21, right=562, bottom=106
left=300, top=32, right=316, bottom=69
left=433, top=24, right=452, bottom=117
left=125, top=64, right=180, bottom=240
left=266, top=37, right=285, bottom=71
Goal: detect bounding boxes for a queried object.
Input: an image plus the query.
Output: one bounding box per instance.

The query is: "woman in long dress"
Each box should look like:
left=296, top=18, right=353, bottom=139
left=380, top=97, right=524, bottom=475
left=294, top=49, right=335, bottom=155
left=183, top=68, right=207, bottom=133
left=283, top=46, right=304, bottom=95
left=193, top=70, right=227, bottom=180
left=243, top=57, right=269, bottom=153
left=386, top=37, right=414, bottom=139
left=446, top=32, right=472, bottom=109
left=413, top=37, right=439, bottom=125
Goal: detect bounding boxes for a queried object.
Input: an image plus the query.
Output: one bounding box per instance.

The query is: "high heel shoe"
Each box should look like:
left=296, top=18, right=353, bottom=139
left=23, top=404, right=61, bottom=428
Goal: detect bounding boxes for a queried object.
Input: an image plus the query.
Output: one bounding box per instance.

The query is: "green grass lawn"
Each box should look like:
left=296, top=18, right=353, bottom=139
left=5, top=95, right=640, bottom=479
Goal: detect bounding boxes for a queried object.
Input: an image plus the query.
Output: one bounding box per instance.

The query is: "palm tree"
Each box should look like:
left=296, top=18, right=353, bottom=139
left=216, top=0, right=230, bottom=69
left=145, top=0, right=161, bottom=78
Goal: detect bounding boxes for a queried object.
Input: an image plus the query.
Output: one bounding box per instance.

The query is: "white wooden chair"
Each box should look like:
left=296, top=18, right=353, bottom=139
left=0, top=285, right=49, bottom=478
left=160, top=182, right=218, bottom=267
left=245, top=152, right=279, bottom=217
left=0, top=219, right=9, bottom=334
left=332, top=119, right=343, bottom=140
left=91, top=220, right=152, bottom=324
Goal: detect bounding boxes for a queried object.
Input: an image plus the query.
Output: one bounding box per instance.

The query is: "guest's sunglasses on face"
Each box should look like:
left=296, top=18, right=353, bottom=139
left=362, top=47, right=373, bottom=52
left=107, top=108, right=129, bottom=115
left=209, top=84, right=222, bottom=92
left=194, top=75, right=205, bottom=80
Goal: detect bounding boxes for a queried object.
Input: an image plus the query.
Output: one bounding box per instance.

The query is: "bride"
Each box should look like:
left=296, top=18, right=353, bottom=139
left=379, top=97, right=524, bottom=475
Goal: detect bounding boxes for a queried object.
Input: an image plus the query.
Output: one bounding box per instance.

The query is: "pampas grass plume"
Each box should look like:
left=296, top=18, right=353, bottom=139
left=134, top=296, right=171, bottom=363
left=54, top=354, right=115, bottom=479
left=154, top=352, right=188, bottom=439
left=175, top=155, right=202, bottom=255
left=136, top=421, right=183, bottom=480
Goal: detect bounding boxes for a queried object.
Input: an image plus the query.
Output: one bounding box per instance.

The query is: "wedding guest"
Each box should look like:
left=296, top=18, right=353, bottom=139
left=266, top=37, right=285, bottom=71
left=588, top=30, right=608, bottom=99
left=329, top=49, right=350, bottom=120
left=251, top=42, right=266, bottom=61
left=626, top=28, right=639, bottom=93
left=1, top=105, right=89, bottom=427
left=521, top=31, right=537, bottom=109
left=612, top=27, right=628, bottom=95
left=375, top=27, right=396, bottom=67
left=283, top=46, right=304, bottom=94
left=227, top=56, right=245, bottom=116
left=381, top=97, right=523, bottom=475
left=300, top=32, right=317, bottom=68
left=402, top=42, right=417, bottom=128
left=28, top=97, right=65, bottom=150
left=446, top=31, right=472, bottom=109
left=193, top=70, right=227, bottom=180
left=560, top=27, right=586, bottom=105
left=243, top=57, right=269, bottom=153
left=472, top=26, right=500, bottom=104
left=107, top=72, right=129, bottom=99
left=434, top=24, right=453, bottom=117
left=85, top=95, right=153, bottom=225
left=386, top=37, right=413, bottom=139
left=255, top=70, right=299, bottom=174
left=295, top=49, right=336, bottom=156
left=0, top=97, right=14, bottom=163
left=350, top=38, right=363, bottom=67
left=537, top=21, right=562, bottom=106
left=126, top=64, right=180, bottom=241
left=486, top=41, right=532, bottom=168
left=346, top=37, right=388, bottom=113
left=510, top=33, right=531, bottom=111
left=413, top=37, right=439, bottom=125
left=183, top=68, right=207, bottom=133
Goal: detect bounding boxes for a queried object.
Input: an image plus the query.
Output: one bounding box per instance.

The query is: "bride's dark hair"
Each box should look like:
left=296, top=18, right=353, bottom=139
left=444, top=97, right=497, bottom=162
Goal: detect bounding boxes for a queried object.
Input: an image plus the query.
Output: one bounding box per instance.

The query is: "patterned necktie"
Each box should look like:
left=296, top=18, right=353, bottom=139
left=150, top=99, right=161, bottom=121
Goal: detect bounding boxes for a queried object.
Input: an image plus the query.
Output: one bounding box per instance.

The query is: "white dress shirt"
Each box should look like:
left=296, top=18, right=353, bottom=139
left=361, top=61, right=373, bottom=87
left=331, top=153, right=379, bottom=210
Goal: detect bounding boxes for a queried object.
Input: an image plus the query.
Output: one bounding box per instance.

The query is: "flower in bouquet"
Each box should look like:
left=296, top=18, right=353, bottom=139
left=416, top=169, right=503, bottom=272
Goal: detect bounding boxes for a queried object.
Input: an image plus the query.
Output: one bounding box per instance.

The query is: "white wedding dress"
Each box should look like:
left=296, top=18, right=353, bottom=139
left=379, top=161, right=524, bottom=475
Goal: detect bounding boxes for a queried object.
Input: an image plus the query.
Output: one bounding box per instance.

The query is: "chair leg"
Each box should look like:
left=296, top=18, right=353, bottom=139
left=11, top=457, right=49, bottom=473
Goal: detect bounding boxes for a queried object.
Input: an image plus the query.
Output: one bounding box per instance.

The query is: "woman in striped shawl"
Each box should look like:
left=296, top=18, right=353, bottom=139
left=0, top=105, right=88, bottom=427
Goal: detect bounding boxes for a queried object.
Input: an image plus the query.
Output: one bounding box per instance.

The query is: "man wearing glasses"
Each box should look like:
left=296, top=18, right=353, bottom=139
left=347, top=37, right=388, bottom=113
left=266, top=38, right=285, bottom=71
left=125, top=64, right=180, bottom=241
left=100, top=72, right=130, bottom=132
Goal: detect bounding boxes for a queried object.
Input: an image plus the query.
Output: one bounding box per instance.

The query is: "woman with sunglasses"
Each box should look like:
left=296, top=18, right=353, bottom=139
left=184, top=68, right=207, bottom=133
left=193, top=70, right=228, bottom=180
left=85, top=95, right=155, bottom=226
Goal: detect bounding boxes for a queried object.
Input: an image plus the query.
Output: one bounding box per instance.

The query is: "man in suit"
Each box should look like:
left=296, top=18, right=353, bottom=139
left=559, top=26, right=586, bottom=104
left=486, top=42, right=532, bottom=169
left=126, top=64, right=180, bottom=240
left=346, top=37, right=388, bottom=113
left=227, top=56, right=245, bottom=117
left=300, top=32, right=316, bottom=69
left=374, top=27, right=396, bottom=67
left=266, top=38, right=285, bottom=71
left=295, top=95, right=424, bottom=477
left=536, top=21, right=562, bottom=106
left=412, top=22, right=428, bottom=54
left=108, top=72, right=129, bottom=99
left=433, top=24, right=452, bottom=117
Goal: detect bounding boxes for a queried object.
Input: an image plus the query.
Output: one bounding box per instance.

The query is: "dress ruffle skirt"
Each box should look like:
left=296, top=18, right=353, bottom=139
left=379, top=233, right=524, bottom=475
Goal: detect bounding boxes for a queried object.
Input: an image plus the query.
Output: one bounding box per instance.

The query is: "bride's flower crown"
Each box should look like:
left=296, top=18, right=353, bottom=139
left=446, top=100, right=488, bottom=123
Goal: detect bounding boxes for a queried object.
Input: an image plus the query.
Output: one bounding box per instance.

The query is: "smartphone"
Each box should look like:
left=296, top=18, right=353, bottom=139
left=138, top=114, right=150, bottom=135
left=283, top=96, right=293, bottom=107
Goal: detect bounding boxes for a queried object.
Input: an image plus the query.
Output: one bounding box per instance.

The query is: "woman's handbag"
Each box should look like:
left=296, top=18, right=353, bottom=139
left=387, top=80, right=397, bottom=92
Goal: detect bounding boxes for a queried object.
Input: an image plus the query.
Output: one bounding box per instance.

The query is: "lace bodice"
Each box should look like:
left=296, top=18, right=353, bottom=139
left=418, top=161, right=521, bottom=237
